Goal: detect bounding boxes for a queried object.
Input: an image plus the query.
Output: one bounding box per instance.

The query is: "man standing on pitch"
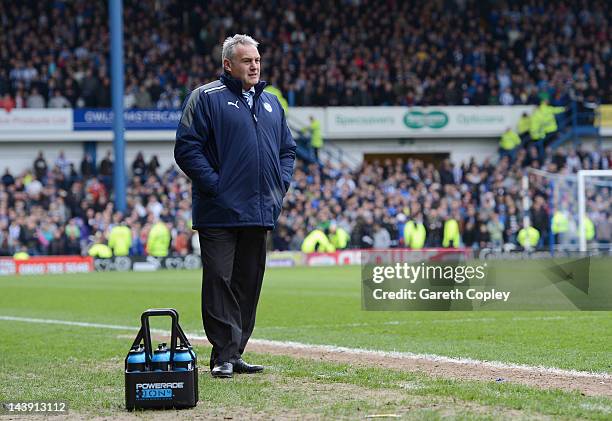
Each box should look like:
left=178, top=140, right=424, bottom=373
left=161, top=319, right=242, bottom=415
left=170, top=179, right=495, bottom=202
left=174, top=34, right=296, bottom=378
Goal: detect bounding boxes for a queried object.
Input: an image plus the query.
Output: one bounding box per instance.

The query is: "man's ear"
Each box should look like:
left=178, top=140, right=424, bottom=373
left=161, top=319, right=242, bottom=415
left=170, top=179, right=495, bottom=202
left=223, top=58, right=231, bottom=73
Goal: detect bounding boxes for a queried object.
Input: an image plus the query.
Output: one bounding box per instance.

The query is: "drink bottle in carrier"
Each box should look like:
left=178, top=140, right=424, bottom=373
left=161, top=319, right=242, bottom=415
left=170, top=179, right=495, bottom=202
left=124, top=308, right=198, bottom=410
left=151, top=343, right=170, bottom=371
left=126, top=344, right=146, bottom=372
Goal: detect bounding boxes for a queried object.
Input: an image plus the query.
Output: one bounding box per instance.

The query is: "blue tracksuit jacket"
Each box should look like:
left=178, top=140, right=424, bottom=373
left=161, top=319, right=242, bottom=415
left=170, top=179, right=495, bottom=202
left=174, top=73, right=296, bottom=229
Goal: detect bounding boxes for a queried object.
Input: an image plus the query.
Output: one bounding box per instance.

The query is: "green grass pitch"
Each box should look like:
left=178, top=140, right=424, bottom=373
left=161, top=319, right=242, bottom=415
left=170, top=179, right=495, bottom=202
left=0, top=265, right=611, bottom=419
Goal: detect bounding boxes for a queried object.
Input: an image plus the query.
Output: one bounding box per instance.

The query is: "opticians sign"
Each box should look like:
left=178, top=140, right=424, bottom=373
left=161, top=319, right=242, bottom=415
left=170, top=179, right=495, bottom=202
left=403, top=110, right=449, bottom=129
left=324, top=106, right=534, bottom=138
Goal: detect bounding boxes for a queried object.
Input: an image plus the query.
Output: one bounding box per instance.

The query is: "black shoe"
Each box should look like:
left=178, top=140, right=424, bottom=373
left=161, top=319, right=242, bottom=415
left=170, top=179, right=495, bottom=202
left=211, top=362, right=233, bottom=378
left=233, top=358, right=264, bottom=374
left=210, top=350, right=219, bottom=371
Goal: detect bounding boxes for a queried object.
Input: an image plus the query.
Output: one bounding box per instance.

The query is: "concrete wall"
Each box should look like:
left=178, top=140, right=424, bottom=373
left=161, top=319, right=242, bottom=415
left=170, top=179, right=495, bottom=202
left=324, top=138, right=500, bottom=167
left=0, top=141, right=176, bottom=177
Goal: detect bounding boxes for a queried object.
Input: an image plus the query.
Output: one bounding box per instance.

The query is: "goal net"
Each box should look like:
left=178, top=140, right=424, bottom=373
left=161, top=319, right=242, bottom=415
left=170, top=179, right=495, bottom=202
left=526, top=168, right=612, bottom=254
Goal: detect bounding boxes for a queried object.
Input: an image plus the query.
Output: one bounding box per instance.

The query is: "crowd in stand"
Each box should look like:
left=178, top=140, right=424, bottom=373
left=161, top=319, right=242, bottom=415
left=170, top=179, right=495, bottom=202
left=0, top=0, right=610, bottom=110
left=1, top=142, right=611, bottom=258
left=0, top=151, right=194, bottom=257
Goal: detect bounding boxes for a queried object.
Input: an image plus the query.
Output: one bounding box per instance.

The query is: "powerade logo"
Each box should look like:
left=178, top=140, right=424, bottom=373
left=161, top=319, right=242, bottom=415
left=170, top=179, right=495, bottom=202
left=403, top=111, right=448, bottom=129
left=135, top=382, right=183, bottom=400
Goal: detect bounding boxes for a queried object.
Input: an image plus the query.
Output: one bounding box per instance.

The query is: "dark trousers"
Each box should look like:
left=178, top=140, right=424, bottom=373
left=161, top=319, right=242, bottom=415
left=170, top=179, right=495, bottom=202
left=198, top=227, right=267, bottom=367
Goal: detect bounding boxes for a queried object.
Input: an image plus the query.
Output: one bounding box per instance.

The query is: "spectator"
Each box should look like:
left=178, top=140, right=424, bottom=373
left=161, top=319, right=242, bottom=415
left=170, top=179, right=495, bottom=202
left=135, top=85, right=153, bottom=108
left=33, top=152, right=48, bottom=181
left=65, top=219, right=81, bottom=255
left=48, top=90, right=71, bottom=108
left=486, top=213, right=504, bottom=250
left=26, top=87, right=45, bottom=108
left=49, top=227, right=67, bottom=255
left=596, top=213, right=612, bottom=244
left=272, top=226, right=291, bottom=251
left=99, top=151, right=114, bottom=190
left=80, top=154, right=96, bottom=178
left=530, top=196, right=549, bottom=247
left=80, top=68, right=100, bottom=107
left=2, top=168, right=15, bottom=186
left=172, top=220, right=191, bottom=256
left=55, top=151, right=71, bottom=177
left=19, top=218, right=40, bottom=255
left=132, top=152, right=146, bottom=180
left=147, top=155, right=161, bottom=178
left=0, top=93, right=15, bottom=112
left=372, top=223, right=391, bottom=249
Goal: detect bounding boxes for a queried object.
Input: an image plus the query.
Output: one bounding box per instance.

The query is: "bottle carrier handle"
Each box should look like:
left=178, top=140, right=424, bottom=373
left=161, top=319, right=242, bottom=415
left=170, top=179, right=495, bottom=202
left=127, top=308, right=195, bottom=369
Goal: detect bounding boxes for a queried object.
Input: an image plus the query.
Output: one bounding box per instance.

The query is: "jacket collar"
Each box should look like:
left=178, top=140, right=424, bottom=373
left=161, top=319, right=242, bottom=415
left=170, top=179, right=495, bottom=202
left=220, top=72, right=267, bottom=98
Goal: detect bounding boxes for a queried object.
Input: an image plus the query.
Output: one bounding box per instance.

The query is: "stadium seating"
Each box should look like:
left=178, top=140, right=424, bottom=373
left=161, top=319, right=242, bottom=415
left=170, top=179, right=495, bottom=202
left=0, top=0, right=610, bottom=257
left=0, top=146, right=610, bottom=256
left=0, top=0, right=609, bottom=108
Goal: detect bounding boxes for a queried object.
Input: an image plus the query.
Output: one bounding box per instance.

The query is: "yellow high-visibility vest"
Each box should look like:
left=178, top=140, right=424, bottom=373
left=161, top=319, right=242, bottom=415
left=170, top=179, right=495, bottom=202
left=443, top=219, right=460, bottom=248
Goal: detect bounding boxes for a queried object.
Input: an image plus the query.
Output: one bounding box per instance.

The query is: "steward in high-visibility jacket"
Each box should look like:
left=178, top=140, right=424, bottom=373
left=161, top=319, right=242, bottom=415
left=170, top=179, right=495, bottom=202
left=518, top=226, right=540, bottom=249
left=584, top=216, right=595, bottom=241
left=13, top=251, right=29, bottom=260
left=517, top=113, right=530, bottom=136
left=309, top=117, right=323, bottom=149
left=108, top=224, right=132, bottom=256
left=329, top=225, right=349, bottom=250
left=147, top=221, right=171, bottom=257
left=540, top=100, right=565, bottom=135
left=551, top=211, right=569, bottom=235
left=301, top=229, right=335, bottom=253
left=88, top=243, right=113, bottom=258
left=442, top=218, right=460, bottom=248
left=499, top=128, right=521, bottom=151
left=404, top=220, right=426, bottom=249
left=529, top=107, right=546, bottom=142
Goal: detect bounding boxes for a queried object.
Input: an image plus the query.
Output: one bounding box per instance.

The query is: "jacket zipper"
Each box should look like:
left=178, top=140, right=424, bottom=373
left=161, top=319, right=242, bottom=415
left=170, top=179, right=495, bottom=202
left=238, top=93, right=265, bottom=225
left=254, top=108, right=264, bottom=225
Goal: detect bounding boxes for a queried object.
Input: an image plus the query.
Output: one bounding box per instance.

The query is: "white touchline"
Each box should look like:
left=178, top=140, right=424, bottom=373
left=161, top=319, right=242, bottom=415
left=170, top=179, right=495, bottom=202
left=256, top=314, right=606, bottom=331
left=0, top=315, right=166, bottom=334
left=1, top=315, right=610, bottom=380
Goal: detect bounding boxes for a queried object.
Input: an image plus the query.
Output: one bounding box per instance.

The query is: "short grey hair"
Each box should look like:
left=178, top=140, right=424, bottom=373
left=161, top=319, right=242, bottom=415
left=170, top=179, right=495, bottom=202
left=221, top=34, right=259, bottom=65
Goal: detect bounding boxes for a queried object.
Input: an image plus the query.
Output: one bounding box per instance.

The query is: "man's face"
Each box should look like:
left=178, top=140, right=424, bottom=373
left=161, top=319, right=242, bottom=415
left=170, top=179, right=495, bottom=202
left=224, top=44, right=260, bottom=89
